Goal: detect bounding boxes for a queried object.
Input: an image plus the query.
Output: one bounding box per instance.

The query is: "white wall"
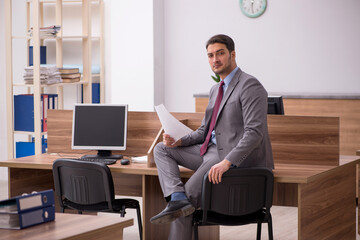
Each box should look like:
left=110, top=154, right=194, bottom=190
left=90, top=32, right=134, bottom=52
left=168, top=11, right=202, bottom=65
left=109, top=0, right=155, bottom=111
left=153, top=0, right=165, bottom=107
left=1, top=0, right=360, bottom=167
left=162, top=0, right=360, bottom=112
left=0, top=0, right=8, bottom=181
left=103, top=0, right=112, bottom=104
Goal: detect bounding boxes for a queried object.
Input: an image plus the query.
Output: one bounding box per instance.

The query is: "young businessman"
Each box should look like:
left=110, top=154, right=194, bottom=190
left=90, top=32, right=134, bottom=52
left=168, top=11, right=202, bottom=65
left=150, top=34, right=274, bottom=239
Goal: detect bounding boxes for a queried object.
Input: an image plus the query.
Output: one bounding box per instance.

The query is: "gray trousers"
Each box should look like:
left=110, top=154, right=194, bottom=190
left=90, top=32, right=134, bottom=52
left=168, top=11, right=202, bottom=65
left=154, top=142, right=221, bottom=240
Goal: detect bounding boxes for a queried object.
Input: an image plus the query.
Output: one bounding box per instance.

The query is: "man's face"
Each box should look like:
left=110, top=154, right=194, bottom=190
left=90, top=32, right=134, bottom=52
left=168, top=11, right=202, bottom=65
left=207, top=43, right=235, bottom=77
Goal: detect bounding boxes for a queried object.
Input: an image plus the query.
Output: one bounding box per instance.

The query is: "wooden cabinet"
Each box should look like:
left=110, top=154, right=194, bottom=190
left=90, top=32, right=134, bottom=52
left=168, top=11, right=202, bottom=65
left=5, top=0, right=104, bottom=158
left=193, top=94, right=360, bottom=155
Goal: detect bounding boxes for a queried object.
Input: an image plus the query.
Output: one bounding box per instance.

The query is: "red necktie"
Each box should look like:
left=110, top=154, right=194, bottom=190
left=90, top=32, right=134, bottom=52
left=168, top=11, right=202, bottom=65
left=200, top=81, right=225, bottom=156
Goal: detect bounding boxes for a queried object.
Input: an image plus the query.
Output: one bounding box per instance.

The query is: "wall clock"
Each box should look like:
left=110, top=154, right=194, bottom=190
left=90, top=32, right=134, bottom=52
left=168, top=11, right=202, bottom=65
left=239, top=0, right=267, bottom=18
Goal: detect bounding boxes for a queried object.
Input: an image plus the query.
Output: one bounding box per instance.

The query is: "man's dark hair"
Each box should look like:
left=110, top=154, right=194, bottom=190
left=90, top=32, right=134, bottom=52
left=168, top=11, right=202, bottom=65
left=206, top=34, right=235, bottom=53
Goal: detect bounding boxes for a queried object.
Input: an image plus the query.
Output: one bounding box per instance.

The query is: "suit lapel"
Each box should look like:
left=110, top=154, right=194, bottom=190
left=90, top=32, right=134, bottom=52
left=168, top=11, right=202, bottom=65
left=216, top=68, right=242, bottom=119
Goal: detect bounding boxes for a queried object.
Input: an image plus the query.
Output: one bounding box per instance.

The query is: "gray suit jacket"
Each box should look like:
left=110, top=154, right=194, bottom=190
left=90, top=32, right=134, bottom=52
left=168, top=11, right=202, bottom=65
left=182, top=68, right=274, bottom=169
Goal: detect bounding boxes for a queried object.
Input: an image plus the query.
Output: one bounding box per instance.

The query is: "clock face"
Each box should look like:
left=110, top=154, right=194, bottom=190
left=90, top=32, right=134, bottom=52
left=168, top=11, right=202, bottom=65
left=239, top=0, right=267, bottom=18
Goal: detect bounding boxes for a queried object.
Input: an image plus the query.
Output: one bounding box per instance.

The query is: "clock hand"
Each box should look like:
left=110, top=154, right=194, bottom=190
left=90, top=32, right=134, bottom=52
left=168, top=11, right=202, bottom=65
left=251, top=0, right=254, bottom=13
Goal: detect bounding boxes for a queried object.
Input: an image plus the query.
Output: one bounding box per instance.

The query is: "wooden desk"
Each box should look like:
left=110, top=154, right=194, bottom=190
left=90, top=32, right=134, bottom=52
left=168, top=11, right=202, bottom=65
left=3, top=109, right=357, bottom=239
left=0, top=154, right=195, bottom=240
left=0, top=213, right=133, bottom=240
left=1, top=154, right=359, bottom=240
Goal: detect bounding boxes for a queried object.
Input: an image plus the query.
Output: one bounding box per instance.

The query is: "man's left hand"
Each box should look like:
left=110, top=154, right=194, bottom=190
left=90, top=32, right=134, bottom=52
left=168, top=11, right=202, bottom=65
left=208, top=159, right=232, bottom=184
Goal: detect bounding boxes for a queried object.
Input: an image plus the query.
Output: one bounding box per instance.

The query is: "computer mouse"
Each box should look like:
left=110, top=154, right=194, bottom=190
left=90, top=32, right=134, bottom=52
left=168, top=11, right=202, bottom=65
left=120, top=159, right=130, bottom=165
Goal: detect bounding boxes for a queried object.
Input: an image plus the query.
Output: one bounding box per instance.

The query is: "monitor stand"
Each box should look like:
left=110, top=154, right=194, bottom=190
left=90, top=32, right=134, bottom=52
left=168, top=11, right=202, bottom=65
left=81, top=150, right=123, bottom=160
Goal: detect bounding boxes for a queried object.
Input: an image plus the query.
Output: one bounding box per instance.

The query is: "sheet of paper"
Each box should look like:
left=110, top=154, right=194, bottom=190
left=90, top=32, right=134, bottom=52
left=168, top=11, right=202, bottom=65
left=131, top=155, right=148, bottom=163
left=155, top=104, right=193, bottom=142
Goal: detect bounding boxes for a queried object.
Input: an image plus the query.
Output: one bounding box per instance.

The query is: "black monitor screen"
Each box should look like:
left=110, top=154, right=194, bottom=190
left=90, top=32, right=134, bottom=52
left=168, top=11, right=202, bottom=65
left=267, top=96, right=284, bottom=115
left=72, top=104, right=127, bottom=159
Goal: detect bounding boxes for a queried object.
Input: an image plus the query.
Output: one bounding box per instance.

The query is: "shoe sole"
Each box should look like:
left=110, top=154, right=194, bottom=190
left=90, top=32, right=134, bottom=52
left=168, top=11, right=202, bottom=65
left=150, top=205, right=195, bottom=224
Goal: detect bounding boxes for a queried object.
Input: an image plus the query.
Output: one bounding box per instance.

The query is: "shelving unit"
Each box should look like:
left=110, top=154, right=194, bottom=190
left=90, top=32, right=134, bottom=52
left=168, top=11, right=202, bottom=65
left=5, top=0, right=104, bottom=159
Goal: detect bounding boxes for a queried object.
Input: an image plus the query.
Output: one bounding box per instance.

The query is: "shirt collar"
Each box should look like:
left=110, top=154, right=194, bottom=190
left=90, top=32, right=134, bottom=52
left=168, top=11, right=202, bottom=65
left=221, top=66, right=239, bottom=89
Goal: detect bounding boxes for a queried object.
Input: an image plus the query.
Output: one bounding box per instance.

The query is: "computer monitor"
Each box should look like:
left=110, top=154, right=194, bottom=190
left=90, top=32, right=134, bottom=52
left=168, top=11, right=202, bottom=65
left=72, top=104, right=128, bottom=159
left=267, top=96, right=284, bottom=115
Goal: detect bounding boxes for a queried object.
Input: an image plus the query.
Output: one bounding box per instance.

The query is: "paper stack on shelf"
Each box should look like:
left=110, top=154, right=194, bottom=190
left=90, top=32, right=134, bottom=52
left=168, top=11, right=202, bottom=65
left=59, top=68, right=81, bottom=83
left=23, top=65, right=61, bottom=85
left=42, top=64, right=100, bottom=74
left=28, top=25, right=61, bottom=38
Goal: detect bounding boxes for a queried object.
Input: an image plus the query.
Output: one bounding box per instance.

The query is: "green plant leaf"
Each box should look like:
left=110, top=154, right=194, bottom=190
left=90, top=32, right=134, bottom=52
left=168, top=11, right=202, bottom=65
left=211, top=74, right=220, bottom=82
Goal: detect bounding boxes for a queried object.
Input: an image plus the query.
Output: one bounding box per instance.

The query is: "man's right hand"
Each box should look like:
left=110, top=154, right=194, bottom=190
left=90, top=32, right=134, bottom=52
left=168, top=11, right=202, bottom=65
left=162, top=133, right=181, bottom=147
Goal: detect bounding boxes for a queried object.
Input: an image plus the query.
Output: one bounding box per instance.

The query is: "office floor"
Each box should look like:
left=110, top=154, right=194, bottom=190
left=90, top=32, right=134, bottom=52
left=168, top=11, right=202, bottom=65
left=112, top=196, right=360, bottom=240
left=0, top=182, right=359, bottom=240
left=115, top=200, right=299, bottom=240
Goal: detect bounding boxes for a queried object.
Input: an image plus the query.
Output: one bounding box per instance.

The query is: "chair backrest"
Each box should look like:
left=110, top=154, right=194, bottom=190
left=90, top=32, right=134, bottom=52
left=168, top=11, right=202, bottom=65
left=202, top=167, right=273, bottom=218
left=52, top=158, right=115, bottom=210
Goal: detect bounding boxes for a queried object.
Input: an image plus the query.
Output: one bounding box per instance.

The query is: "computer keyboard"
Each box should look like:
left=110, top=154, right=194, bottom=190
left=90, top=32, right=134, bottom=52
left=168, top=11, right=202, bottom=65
left=68, top=158, right=118, bottom=165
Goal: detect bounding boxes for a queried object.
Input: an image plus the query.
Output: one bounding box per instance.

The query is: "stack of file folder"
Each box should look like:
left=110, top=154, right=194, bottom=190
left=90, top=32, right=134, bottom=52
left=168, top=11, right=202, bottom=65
left=0, top=189, right=55, bottom=229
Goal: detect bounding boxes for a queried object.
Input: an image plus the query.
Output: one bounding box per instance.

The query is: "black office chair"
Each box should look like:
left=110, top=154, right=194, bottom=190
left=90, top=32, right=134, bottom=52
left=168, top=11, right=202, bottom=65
left=52, top=158, right=142, bottom=240
left=193, top=167, right=274, bottom=240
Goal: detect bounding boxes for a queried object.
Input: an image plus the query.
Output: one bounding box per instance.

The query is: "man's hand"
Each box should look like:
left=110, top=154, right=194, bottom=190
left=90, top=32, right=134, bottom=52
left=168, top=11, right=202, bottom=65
left=162, top=133, right=182, bottom=147
left=208, top=159, right=232, bottom=184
